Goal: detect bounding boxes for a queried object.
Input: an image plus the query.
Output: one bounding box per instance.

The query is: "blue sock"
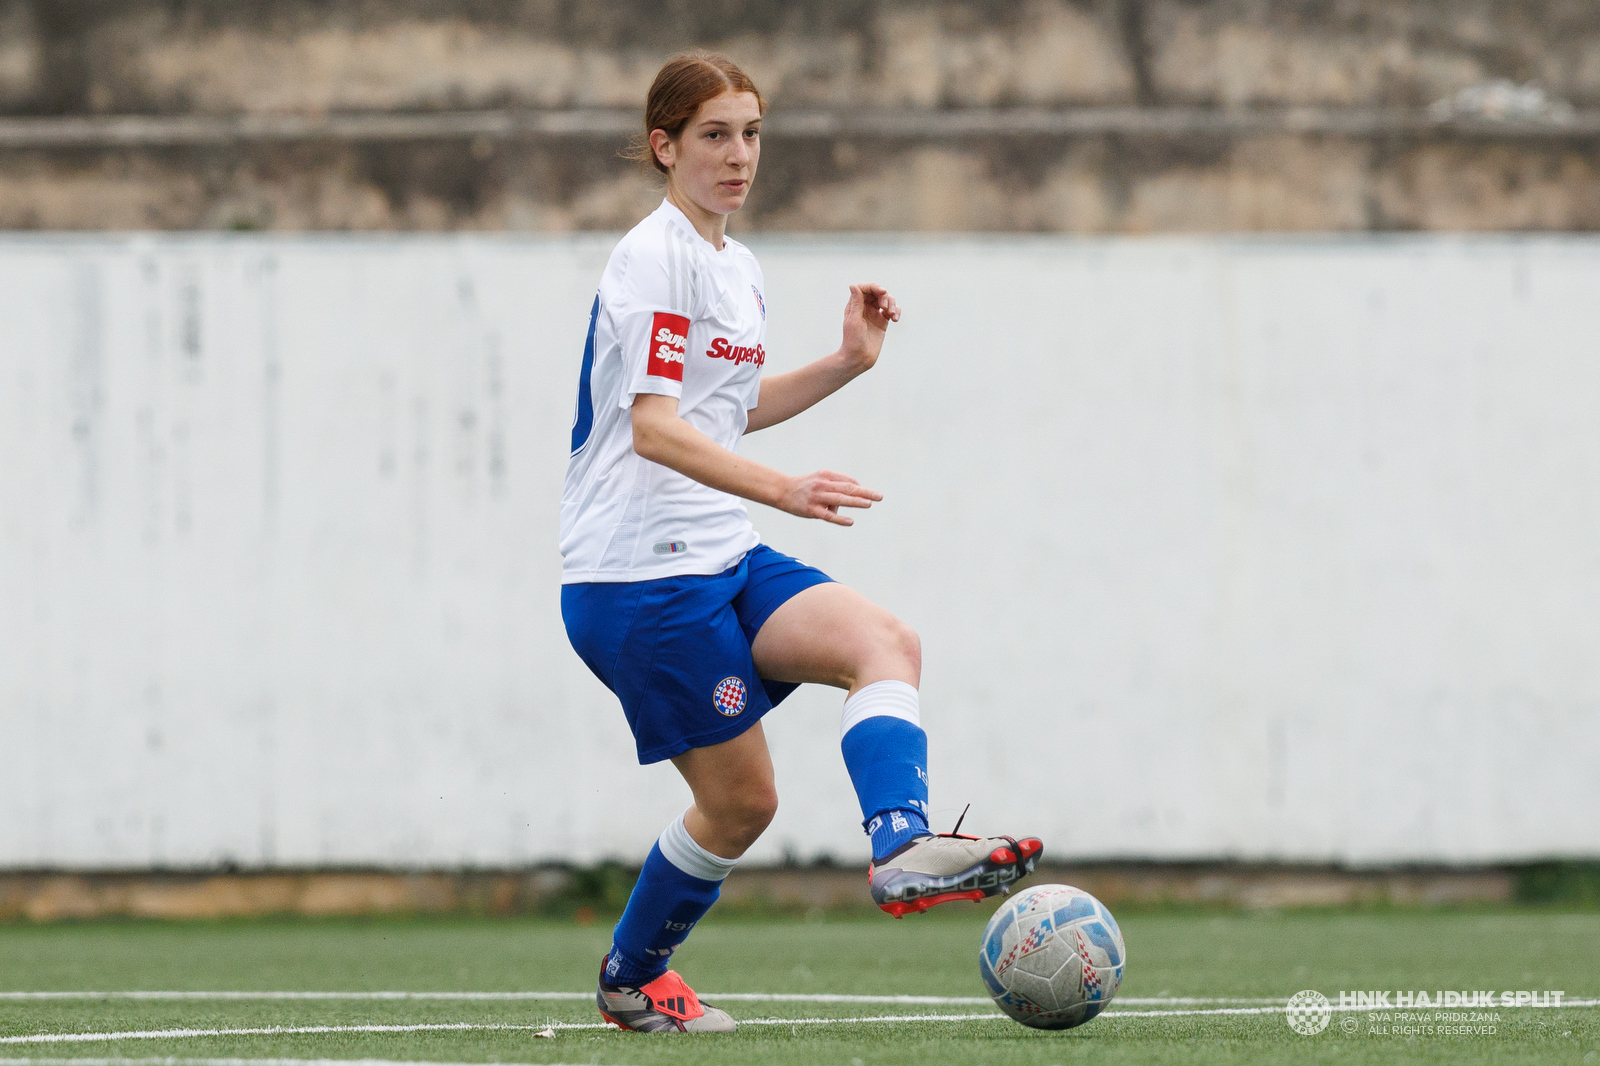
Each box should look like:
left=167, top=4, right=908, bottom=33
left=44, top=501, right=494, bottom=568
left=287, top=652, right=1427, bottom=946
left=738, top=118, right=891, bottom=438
left=605, top=814, right=737, bottom=987
left=840, top=681, right=932, bottom=862
left=867, top=807, right=930, bottom=859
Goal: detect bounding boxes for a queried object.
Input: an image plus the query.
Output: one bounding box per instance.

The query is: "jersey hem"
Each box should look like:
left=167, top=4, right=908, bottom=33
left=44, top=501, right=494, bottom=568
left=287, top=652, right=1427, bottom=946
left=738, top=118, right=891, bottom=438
left=560, top=542, right=758, bottom=584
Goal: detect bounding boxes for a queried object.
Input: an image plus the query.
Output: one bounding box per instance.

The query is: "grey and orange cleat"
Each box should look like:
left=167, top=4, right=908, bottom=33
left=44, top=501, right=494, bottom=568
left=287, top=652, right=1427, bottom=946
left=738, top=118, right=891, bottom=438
left=868, top=831, right=1043, bottom=917
left=595, top=961, right=735, bottom=1033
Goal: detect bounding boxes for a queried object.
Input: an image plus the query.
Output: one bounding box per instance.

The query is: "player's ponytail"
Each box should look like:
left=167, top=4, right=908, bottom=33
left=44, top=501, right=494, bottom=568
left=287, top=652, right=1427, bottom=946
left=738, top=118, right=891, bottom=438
left=624, top=52, right=766, bottom=174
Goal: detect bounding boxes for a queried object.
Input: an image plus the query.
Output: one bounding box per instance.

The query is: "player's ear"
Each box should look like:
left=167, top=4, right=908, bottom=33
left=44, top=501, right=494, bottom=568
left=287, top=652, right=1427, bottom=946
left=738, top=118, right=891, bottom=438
left=649, top=129, right=676, bottom=170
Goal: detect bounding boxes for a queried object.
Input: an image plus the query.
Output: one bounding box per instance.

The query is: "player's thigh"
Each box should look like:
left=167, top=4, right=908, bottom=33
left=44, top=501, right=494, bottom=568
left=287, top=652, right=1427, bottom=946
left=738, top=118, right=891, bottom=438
left=671, top=719, right=777, bottom=818
left=749, top=582, right=920, bottom=690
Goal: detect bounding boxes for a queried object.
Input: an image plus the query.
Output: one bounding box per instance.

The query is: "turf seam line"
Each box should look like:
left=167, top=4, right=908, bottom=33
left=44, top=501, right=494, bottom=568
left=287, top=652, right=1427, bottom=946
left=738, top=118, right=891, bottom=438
left=3, top=993, right=990, bottom=1003
left=0, top=992, right=1348, bottom=1005
left=5, top=999, right=1598, bottom=1044
left=1, top=1027, right=518, bottom=1047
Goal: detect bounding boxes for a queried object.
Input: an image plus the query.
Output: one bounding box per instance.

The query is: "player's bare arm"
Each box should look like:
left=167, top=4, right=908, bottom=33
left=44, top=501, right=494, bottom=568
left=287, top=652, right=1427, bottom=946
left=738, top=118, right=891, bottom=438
left=744, top=282, right=903, bottom=433
left=632, top=393, right=881, bottom=526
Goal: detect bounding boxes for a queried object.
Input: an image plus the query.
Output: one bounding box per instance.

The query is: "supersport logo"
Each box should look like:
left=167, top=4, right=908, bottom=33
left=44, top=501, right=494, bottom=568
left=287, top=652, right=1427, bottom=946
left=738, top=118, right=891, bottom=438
left=707, top=337, right=765, bottom=367
left=647, top=312, right=690, bottom=381
left=654, top=329, right=685, bottom=362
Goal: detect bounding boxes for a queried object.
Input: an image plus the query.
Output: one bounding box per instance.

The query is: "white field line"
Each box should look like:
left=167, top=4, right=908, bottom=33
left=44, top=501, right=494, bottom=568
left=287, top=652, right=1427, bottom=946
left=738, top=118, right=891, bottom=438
left=3, top=999, right=1598, bottom=1045
left=0, top=1061, right=635, bottom=1066
left=0, top=1028, right=532, bottom=1048
left=543, top=1000, right=1600, bottom=1028
left=0, top=991, right=1285, bottom=1005
left=0, top=1018, right=997, bottom=1044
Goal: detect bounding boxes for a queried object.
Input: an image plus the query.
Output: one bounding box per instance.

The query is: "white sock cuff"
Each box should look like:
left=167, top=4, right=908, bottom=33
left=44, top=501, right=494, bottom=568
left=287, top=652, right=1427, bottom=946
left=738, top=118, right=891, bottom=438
left=840, top=679, right=921, bottom=739
left=657, top=810, right=740, bottom=883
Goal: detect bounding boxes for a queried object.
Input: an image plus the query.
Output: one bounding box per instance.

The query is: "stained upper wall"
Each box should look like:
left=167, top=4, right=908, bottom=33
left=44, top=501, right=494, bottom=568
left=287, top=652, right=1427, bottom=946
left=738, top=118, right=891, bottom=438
left=8, top=0, right=1600, bottom=115
left=2, top=0, right=1599, bottom=230
left=5, top=233, right=1599, bottom=866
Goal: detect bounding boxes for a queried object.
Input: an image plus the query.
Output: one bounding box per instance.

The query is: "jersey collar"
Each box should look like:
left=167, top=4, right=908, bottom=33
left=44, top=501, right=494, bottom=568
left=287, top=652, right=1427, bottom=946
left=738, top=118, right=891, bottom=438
left=657, top=198, right=735, bottom=256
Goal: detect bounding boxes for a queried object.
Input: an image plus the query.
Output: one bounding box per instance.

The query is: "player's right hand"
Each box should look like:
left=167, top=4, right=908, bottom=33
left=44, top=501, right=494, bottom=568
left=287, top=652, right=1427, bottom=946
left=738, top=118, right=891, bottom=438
left=780, top=469, right=882, bottom=526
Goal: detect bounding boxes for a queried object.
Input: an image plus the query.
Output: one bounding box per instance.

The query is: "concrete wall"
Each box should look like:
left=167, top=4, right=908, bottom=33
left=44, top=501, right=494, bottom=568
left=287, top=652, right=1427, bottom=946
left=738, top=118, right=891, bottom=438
left=3, top=0, right=1600, bottom=231
left=3, top=233, right=1598, bottom=869
left=11, top=0, right=1600, bottom=116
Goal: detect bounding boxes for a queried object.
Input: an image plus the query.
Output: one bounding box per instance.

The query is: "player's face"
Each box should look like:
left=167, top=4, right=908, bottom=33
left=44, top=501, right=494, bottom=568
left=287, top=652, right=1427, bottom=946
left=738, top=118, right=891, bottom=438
left=663, top=90, right=762, bottom=217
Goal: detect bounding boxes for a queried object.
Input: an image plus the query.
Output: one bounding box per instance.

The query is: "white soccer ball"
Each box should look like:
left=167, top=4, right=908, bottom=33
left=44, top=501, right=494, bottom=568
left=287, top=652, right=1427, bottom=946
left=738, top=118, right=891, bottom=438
left=978, top=883, right=1126, bottom=1029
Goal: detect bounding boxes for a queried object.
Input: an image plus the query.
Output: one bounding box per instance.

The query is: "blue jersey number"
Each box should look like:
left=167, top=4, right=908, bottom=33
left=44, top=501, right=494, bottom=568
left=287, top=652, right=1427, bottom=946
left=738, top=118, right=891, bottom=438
left=570, top=295, right=600, bottom=454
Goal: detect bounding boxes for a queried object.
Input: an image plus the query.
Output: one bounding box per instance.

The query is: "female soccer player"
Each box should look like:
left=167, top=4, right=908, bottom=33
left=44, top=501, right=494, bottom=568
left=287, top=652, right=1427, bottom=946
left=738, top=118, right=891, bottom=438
left=561, top=53, right=1042, bottom=1034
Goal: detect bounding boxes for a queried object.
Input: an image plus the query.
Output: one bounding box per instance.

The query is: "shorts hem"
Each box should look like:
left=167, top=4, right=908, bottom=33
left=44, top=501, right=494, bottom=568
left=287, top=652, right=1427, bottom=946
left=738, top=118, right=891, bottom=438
left=635, top=702, right=771, bottom=765
left=741, top=572, right=835, bottom=642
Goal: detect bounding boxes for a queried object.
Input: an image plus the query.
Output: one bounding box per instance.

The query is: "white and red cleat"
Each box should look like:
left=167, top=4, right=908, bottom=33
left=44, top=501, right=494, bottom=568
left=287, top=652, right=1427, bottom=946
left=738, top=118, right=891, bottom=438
left=595, top=961, right=735, bottom=1033
left=868, top=832, right=1043, bottom=918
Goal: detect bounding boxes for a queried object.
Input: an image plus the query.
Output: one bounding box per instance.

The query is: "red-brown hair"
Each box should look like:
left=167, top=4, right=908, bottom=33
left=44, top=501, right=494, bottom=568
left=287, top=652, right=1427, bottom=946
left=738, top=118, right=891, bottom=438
left=626, top=52, right=766, bottom=174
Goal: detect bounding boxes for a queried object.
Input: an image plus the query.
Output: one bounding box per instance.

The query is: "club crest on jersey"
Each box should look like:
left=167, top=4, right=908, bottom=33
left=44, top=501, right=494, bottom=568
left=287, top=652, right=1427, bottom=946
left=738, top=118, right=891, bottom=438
left=712, top=676, right=747, bottom=717
left=647, top=311, right=689, bottom=382
left=751, top=285, right=765, bottom=319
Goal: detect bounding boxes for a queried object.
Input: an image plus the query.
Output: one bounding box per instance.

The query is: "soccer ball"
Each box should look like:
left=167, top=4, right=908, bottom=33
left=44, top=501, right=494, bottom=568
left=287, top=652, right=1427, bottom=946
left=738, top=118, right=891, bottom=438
left=978, top=883, right=1126, bottom=1029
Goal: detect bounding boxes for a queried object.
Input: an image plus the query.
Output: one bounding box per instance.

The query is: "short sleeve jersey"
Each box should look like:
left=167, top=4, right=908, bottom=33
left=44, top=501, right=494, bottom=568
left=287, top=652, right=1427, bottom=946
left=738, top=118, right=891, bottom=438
left=561, top=200, right=769, bottom=583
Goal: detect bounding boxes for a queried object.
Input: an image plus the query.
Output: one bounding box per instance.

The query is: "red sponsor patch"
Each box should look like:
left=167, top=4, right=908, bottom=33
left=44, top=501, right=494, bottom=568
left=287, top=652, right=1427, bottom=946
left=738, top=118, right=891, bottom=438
left=647, top=312, right=690, bottom=382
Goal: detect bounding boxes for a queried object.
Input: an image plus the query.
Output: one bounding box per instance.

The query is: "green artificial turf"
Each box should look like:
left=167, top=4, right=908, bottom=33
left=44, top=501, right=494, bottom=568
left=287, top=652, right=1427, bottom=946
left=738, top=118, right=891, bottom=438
left=1, top=908, right=1596, bottom=1065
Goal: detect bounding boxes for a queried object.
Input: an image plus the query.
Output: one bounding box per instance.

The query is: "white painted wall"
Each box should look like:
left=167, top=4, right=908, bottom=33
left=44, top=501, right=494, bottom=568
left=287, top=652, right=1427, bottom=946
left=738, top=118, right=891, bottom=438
left=2, top=233, right=1597, bottom=869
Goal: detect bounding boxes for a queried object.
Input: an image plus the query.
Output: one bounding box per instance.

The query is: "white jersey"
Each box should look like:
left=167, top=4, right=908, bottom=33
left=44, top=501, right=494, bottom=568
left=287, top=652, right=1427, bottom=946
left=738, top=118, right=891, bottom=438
left=560, top=200, right=768, bottom=583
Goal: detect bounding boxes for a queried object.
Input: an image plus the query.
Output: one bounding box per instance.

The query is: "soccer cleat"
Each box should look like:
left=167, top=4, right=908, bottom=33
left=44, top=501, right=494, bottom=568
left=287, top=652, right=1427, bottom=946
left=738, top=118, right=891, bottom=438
left=595, top=961, right=736, bottom=1033
left=869, top=832, right=1043, bottom=917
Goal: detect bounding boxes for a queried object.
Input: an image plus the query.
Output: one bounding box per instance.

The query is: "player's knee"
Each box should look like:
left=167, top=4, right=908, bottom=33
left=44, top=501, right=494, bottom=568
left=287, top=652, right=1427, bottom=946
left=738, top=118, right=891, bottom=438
left=748, top=787, right=779, bottom=832
left=720, top=788, right=778, bottom=848
left=707, top=783, right=777, bottom=831
left=884, top=616, right=921, bottom=678
left=848, top=613, right=920, bottom=689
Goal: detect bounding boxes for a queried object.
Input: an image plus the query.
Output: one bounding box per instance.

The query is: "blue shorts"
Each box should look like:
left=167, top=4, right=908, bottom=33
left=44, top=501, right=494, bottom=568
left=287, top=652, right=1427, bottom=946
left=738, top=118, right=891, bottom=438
left=561, top=544, right=834, bottom=764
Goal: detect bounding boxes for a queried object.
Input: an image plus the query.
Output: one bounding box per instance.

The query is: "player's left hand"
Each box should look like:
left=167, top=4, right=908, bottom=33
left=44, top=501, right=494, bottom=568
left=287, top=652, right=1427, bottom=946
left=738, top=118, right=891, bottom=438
left=840, top=283, right=901, bottom=373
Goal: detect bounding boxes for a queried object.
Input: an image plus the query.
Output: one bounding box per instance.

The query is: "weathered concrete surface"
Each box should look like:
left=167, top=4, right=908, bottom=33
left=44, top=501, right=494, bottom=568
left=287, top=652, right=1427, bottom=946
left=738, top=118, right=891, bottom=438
left=1, top=0, right=1599, bottom=231
left=6, top=0, right=1600, bottom=116
left=721, top=862, right=1519, bottom=911
left=0, top=864, right=1516, bottom=919
left=2, top=133, right=1598, bottom=232
left=0, top=869, right=572, bottom=920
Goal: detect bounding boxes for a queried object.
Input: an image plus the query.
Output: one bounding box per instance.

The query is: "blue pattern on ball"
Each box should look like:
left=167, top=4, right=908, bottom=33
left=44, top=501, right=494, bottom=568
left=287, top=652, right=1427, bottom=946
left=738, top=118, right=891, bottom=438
left=1094, top=898, right=1122, bottom=943
left=983, top=906, right=1014, bottom=966
left=1052, top=896, right=1096, bottom=927
left=978, top=951, right=1006, bottom=997
left=1082, top=920, right=1122, bottom=966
